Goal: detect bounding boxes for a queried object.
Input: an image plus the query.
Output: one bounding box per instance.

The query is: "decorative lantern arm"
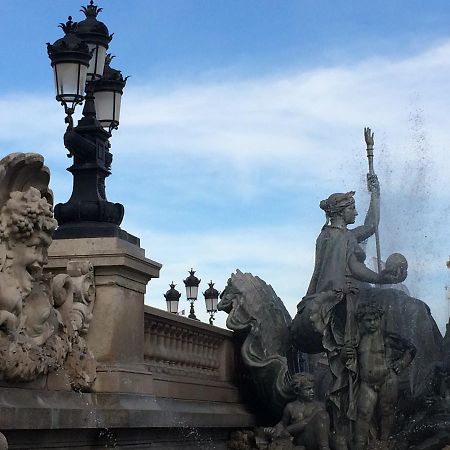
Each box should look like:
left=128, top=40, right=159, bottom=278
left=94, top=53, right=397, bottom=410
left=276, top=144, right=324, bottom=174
left=64, top=107, right=75, bottom=131
left=64, top=129, right=96, bottom=160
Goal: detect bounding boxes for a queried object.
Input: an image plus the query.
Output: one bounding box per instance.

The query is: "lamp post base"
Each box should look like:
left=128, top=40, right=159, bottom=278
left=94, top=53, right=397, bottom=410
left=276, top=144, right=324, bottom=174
left=53, top=222, right=139, bottom=246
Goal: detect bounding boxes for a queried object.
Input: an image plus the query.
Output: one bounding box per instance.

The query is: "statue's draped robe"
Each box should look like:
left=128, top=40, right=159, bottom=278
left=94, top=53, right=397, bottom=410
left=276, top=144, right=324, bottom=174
left=302, top=226, right=363, bottom=422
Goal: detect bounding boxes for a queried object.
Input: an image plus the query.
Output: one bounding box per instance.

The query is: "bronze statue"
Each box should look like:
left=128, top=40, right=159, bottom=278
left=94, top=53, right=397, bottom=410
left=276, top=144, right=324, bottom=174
left=265, top=373, right=330, bottom=450
left=220, top=129, right=445, bottom=450
left=343, top=302, right=416, bottom=449
left=289, top=129, right=443, bottom=448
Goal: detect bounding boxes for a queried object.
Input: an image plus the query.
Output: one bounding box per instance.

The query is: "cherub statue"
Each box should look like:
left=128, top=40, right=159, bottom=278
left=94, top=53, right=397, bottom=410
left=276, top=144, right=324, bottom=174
left=341, top=302, right=416, bottom=450
left=265, top=373, right=330, bottom=450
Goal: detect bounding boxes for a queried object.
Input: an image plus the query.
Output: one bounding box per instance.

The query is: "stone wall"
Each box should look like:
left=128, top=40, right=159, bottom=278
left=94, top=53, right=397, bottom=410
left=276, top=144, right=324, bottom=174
left=0, top=305, right=255, bottom=449
left=143, top=306, right=239, bottom=402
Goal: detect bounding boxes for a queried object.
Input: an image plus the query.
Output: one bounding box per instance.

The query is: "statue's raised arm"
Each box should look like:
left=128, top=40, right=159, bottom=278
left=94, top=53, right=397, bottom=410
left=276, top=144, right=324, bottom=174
left=352, top=128, right=380, bottom=243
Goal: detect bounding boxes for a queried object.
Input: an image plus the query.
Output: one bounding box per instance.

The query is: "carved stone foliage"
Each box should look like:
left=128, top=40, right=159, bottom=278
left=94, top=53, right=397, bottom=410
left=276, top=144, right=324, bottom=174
left=0, top=153, right=96, bottom=391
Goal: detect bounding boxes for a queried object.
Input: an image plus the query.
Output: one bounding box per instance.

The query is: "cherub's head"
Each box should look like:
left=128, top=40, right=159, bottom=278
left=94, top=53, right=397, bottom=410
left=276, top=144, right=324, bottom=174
left=291, top=372, right=315, bottom=401
left=355, top=302, right=384, bottom=335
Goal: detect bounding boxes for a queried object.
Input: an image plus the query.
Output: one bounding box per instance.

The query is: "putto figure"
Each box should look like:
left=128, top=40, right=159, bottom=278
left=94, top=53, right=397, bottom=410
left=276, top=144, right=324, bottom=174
left=265, top=373, right=330, bottom=450
left=342, top=302, right=416, bottom=450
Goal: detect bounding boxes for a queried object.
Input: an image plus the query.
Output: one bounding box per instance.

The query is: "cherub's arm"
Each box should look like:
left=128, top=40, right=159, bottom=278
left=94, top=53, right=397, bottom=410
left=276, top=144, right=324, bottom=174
left=286, top=419, right=308, bottom=436
left=279, top=402, right=293, bottom=428
left=386, top=333, right=417, bottom=373
left=284, top=403, right=309, bottom=435
left=264, top=403, right=293, bottom=439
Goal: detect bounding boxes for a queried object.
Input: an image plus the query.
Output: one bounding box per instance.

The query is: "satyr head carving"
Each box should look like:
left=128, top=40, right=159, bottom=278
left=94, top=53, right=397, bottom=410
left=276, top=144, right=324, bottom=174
left=0, top=187, right=57, bottom=293
left=0, top=154, right=97, bottom=388
left=0, top=155, right=57, bottom=331
left=0, top=187, right=57, bottom=333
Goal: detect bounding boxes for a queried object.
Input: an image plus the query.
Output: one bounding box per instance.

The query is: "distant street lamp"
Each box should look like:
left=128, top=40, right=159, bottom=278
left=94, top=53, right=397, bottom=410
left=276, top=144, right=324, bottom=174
left=164, top=282, right=181, bottom=314
left=183, top=269, right=201, bottom=320
left=47, top=1, right=133, bottom=243
left=203, top=281, right=219, bottom=325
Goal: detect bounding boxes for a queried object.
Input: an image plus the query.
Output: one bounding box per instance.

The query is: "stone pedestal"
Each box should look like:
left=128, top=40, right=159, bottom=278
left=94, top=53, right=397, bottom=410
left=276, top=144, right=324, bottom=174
left=2, top=237, right=257, bottom=448
left=46, top=237, right=162, bottom=391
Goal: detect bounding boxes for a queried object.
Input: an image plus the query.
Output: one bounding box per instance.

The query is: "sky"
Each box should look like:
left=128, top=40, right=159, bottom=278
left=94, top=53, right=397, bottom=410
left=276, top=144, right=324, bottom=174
left=1, top=0, right=450, bottom=331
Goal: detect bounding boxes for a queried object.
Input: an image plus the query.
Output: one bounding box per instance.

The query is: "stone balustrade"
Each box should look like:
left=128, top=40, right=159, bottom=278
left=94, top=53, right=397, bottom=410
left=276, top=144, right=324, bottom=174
left=144, top=305, right=235, bottom=383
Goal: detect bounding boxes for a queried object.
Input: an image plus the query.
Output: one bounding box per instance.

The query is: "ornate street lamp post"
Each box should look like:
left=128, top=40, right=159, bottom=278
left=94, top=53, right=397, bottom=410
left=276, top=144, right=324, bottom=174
left=183, top=269, right=200, bottom=320
left=164, top=282, right=181, bottom=314
left=203, top=281, right=219, bottom=325
left=47, top=2, right=134, bottom=243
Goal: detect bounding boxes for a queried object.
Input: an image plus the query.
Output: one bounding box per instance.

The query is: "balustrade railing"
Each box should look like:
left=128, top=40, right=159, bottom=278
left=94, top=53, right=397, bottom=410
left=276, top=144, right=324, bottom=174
left=144, top=306, right=235, bottom=382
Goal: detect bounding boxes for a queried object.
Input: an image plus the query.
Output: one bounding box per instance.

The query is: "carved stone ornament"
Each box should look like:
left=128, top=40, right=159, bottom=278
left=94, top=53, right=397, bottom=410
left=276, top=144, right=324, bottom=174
left=0, top=153, right=96, bottom=391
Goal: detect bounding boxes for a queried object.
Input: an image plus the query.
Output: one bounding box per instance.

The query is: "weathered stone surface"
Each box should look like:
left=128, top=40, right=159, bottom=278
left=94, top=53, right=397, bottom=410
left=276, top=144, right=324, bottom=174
left=0, top=387, right=255, bottom=449
left=0, top=153, right=97, bottom=390
left=46, top=237, right=161, bottom=369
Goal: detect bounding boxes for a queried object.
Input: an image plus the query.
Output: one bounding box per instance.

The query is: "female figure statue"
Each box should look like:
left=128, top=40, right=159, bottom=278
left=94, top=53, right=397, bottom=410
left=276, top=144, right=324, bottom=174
left=291, top=174, right=406, bottom=354
left=290, top=132, right=443, bottom=449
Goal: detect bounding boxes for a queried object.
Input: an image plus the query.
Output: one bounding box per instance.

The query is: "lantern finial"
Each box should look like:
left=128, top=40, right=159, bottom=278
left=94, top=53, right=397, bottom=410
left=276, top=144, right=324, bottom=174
left=59, top=16, right=78, bottom=34
left=81, top=1, right=103, bottom=18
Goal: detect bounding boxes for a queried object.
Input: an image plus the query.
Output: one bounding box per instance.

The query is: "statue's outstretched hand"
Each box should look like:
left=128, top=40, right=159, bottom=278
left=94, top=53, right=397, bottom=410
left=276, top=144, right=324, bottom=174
left=380, top=267, right=407, bottom=284
left=364, top=127, right=374, bottom=148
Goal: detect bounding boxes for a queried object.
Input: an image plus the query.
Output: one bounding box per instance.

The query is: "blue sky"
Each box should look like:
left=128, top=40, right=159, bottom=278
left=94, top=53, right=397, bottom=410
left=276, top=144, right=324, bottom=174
left=1, top=1, right=450, bottom=330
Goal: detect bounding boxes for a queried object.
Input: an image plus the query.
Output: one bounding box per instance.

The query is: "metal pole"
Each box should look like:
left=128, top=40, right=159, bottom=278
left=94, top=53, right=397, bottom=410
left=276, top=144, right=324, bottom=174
left=365, top=127, right=382, bottom=274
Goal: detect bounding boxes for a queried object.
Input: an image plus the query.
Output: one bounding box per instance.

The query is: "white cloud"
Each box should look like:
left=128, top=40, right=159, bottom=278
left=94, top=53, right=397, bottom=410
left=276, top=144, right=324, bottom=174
left=135, top=225, right=316, bottom=327
left=115, top=40, right=450, bottom=187
left=1, top=39, right=449, bottom=332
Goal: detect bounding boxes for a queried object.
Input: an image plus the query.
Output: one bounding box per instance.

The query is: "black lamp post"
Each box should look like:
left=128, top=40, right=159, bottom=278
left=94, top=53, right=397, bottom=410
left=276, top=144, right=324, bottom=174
left=164, top=282, right=181, bottom=314
left=203, top=281, right=219, bottom=325
left=47, top=2, right=136, bottom=244
left=183, top=269, right=200, bottom=320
